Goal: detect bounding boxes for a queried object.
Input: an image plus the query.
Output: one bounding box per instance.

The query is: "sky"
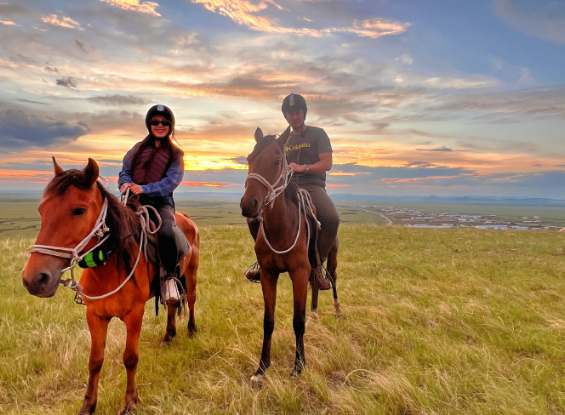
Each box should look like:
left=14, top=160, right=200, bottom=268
left=1, top=0, right=564, bottom=198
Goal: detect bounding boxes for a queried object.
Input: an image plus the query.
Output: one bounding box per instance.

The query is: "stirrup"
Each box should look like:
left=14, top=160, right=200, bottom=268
left=310, top=266, right=332, bottom=291
left=244, top=262, right=261, bottom=283
left=163, top=277, right=181, bottom=304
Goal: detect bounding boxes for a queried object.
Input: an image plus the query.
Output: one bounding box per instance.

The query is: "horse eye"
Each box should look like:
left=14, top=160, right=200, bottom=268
left=73, top=208, right=86, bottom=216
left=275, top=159, right=282, bottom=166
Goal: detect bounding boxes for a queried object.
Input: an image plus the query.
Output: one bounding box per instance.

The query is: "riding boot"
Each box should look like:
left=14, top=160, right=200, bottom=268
left=244, top=262, right=261, bottom=283
left=310, top=266, right=332, bottom=290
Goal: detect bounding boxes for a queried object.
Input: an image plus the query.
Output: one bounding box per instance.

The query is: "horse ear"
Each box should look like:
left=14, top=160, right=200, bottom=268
left=278, top=126, right=291, bottom=145
left=255, top=127, right=263, bottom=142
left=52, top=157, right=64, bottom=176
left=83, top=158, right=99, bottom=187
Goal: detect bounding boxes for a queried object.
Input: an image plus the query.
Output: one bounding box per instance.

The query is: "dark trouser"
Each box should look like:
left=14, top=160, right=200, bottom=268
left=247, top=184, right=339, bottom=262
left=299, top=183, right=339, bottom=261
left=148, top=203, right=178, bottom=276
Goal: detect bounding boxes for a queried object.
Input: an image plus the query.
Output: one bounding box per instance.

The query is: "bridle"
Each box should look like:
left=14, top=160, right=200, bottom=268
left=29, top=188, right=161, bottom=301
left=244, top=145, right=320, bottom=255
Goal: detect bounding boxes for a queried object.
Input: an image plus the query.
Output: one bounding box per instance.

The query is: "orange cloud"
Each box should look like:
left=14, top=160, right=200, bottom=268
left=41, top=14, right=82, bottom=29
left=181, top=180, right=238, bottom=188
left=326, top=183, right=350, bottom=188
left=381, top=175, right=471, bottom=184
left=190, top=1, right=409, bottom=38
left=0, top=169, right=53, bottom=184
left=99, top=0, right=161, bottom=16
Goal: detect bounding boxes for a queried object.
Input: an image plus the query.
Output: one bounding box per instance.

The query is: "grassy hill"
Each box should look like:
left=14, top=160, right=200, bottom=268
left=2, top=225, right=565, bottom=414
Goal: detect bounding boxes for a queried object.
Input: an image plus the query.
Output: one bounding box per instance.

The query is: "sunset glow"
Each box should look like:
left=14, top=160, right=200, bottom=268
left=0, top=0, right=564, bottom=198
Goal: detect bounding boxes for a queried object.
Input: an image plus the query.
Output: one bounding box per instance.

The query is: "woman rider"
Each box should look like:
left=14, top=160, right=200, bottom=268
left=118, top=104, right=184, bottom=302
left=246, top=93, right=340, bottom=290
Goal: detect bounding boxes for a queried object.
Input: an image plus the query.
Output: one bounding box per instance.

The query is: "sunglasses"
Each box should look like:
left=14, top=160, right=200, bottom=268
left=150, top=119, right=172, bottom=127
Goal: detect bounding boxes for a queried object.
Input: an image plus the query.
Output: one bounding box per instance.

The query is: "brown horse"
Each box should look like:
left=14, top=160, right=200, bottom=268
left=21, top=158, right=199, bottom=415
left=240, top=127, right=341, bottom=383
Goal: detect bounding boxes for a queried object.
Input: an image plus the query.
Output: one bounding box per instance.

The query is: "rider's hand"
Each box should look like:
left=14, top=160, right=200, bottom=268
left=129, top=184, right=144, bottom=195
left=120, top=183, right=132, bottom=193
left=289, top=162, right=300, bottom=172
left=289, top=162, right=308, bottom=173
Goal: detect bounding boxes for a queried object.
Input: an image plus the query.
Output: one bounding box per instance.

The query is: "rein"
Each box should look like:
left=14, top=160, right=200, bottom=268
left=29, top=188, right=162, bottom=301
left=245, top=152, right=320, bottom=255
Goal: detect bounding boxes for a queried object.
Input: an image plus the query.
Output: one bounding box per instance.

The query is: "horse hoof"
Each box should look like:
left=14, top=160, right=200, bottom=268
left=250, top=373, right=264, bottom=386
left=307, top=311, right=318, bottom=325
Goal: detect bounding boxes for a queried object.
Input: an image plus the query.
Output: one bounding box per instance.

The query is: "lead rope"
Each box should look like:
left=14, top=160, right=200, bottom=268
left=245, top=157, right=320, bottom=255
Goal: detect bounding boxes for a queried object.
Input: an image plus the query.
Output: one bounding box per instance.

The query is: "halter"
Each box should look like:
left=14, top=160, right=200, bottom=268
left=244, top=147, right=320, bottom=255
left=245, top=159, right=293, bottom=208
left=29, top=188, right=161, bottom=301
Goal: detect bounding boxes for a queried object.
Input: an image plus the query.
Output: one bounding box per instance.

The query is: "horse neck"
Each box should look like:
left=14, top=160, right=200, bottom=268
left=262, top=189, right=299, bottom=239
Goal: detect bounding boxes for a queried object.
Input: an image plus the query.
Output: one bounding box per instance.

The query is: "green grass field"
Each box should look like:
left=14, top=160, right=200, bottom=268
left=2, top=219, right=565, bottom=414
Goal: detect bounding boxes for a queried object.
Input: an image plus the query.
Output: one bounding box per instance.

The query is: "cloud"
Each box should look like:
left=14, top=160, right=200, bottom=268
left=494, top=0, right=565, bottom=45
left=99, top=0, right=162, bottom=16
left=42, top=14, right=82, bottom=29
left=189, top=0, right=409, bottom=38
left=75, top=39, right=88, bottom=53
left=0, top=108, right=90, bottom=153
left=87, top=95, right=153, bottom=106
left=417, top=147, right=453, bottom=152
left=56, top=76, right=78, bottom=89
left=16, top=99, right=47, bottom=105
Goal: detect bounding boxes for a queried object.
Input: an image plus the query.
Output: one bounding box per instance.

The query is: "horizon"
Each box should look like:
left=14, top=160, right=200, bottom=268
left=1, top=0, right=565, bottom=198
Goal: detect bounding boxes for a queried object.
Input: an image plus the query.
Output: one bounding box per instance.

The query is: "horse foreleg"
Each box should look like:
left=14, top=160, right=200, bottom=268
left=79, top=311, right=110, bottom=415
left=120, top=307, right=144, bottom=415
left=291, top=270, right=309, bottom=376
left=252, top=271, right=278, bottom=384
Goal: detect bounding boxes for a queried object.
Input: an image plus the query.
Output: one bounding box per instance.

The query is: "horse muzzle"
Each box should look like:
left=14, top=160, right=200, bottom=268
left=22, top=259, right=64, bottom=298
left=240, top=195, right=261, bottom=219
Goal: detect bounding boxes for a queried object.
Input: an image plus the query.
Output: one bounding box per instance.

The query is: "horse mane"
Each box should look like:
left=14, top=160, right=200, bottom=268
left=44, top=169, right=141, bottom=271
left=248, top=134, right=277, bottom=163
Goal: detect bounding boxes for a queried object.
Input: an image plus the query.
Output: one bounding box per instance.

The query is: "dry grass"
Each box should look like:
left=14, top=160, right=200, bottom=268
left=1, top=226, right=565, bottom=414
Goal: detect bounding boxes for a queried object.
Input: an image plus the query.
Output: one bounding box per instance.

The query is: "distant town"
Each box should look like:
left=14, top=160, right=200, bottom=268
left=359, top=206, right=559, bottom=230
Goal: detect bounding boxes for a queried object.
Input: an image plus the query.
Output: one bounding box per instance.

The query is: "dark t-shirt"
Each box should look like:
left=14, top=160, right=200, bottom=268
left=285, top=125, right=332, bottom=187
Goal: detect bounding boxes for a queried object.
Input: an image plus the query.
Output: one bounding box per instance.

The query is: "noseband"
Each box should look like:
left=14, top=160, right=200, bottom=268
left=30, top=197, right=111, bottom=291
left=244, top=155, right=293, bottom=208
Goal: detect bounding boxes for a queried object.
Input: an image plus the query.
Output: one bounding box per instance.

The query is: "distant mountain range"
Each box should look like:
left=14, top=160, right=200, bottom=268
left=2, top=190, right=565, bottom=206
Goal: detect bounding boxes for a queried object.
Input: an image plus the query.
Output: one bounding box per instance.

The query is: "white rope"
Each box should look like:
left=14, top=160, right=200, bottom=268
left=30, top=198, right=110, bottom=263
left=245, top=156, right=320, bottom=255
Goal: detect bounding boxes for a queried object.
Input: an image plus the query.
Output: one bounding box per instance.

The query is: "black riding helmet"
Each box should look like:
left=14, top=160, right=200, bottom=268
left=281, top=93, right=307, bottom=118
left=145, top=104, right=175, bottom=134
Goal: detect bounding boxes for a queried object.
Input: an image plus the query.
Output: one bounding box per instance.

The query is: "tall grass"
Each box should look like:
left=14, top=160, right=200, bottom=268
left=1, top=226, right=565, bottom=414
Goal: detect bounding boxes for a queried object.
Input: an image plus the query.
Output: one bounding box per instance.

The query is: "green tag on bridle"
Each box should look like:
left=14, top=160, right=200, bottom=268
left=78, top=248, right=107, bottom=269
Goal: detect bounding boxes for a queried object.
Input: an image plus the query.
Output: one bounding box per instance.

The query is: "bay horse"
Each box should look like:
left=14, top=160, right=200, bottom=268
left=240, top=127, right=341, bottom=383
left=21, top=158, right=199, bottom=415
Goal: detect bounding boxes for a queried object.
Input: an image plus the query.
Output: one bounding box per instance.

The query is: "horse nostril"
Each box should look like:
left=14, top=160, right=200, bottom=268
left=22, top=278, right=30, bottom=289
left=38, top=273, right=50, bottom=286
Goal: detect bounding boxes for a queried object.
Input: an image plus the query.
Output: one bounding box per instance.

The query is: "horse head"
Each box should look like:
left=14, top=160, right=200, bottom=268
left=22, top=158, right=103, bottom=297
left=240, top=127, right=291, bottom=219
